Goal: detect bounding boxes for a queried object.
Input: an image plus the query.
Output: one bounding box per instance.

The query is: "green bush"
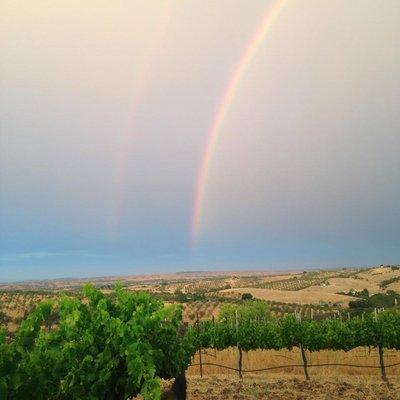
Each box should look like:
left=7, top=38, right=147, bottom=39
left=218, top=299, right=270, bottom=323
left=192, top=310, right=400, bottom=352
left=0, top=285, right=194, bottom=400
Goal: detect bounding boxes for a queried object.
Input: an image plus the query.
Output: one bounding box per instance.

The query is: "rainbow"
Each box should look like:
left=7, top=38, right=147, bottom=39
left=191, top=0, right=287, bottom=247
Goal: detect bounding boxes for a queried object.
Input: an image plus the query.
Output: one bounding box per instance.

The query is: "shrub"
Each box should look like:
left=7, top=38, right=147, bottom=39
left=0, top=285, right=194, bottom=400
left=219, top=299, right=270, bottom=323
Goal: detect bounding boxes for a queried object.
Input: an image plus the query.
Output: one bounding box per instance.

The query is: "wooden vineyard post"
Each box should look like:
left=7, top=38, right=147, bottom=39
left=297, top=312, right=310, bottom=380
left=374, top=309, right=387, bottom=382
left=212, top=315, right=217, bottom=358
left=236, top=310, right=243, bottom=380
left=300, top=345, right=310, bottom=381
left=171, top=323, right=187, bottom=400
left=196, top=312, right=203, bottom=378
left=377, top=345, right=387, bottom=382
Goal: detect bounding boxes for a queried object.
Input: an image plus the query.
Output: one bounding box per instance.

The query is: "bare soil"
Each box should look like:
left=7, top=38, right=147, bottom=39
left=179, top=375, right=400, bottom=400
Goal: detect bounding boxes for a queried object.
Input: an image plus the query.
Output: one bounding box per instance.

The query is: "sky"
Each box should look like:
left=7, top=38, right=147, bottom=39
left=1, top=0, right=400, bottom=282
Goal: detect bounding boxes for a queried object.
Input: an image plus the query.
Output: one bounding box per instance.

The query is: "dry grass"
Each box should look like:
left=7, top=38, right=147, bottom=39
left=357, top=267, right=400, bottom=286
left=388, top=282, right=400, bottom=293
left=187, top=347, right=400, bottom=379
left=219, top=267, right=400, bottom=306
left=325, top=277, right=381, bottom=294
left=219, top=287, right=355, bottom=306
left=182, top=347, right=400, bottom=399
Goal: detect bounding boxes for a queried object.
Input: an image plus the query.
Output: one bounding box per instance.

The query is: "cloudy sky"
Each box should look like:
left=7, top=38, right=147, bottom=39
left=1, top=0, right=399, bottom=281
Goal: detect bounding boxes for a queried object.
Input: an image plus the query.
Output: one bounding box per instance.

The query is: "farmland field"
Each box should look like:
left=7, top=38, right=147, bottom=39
left=219, top=286, right=356, bottom=306
left=1, top=265, right=400, bottom=399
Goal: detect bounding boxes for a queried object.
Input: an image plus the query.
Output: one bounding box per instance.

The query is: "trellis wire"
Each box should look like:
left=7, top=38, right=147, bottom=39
left=188, top=361, right=400, bottom=373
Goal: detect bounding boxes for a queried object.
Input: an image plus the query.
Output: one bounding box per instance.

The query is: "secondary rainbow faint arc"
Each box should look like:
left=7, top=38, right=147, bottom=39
left=191, top=0, right=287, bottom=247
left=110, top=4, right=175, bottom=235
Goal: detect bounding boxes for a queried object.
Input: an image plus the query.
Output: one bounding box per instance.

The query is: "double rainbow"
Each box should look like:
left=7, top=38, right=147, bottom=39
left=191, top=0, right=286, bottom=247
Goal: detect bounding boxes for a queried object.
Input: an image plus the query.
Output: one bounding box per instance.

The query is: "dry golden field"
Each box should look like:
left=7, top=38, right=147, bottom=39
left=389, top=282, right=400, bottom=293
left=179, top=347, right=400, bottom=399
left=219, top=286, right=355, bottom=306
left=2, top=266, right=400, bottom=399
left=219, top=266, right=400, bottom=306
left=2, top=266, right=399, bottom=332
left=187, top=347, right=400, bottom=379
left=357, top=267, right=400, bottom=284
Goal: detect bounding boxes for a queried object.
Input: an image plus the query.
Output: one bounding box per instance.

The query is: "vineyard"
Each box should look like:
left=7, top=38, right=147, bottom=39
left=169, top=276, right=261, bottom=295
left=0, top=291, right=57, bottom=332
left=1, top=286, right=400, bottom=400
left=172, top=270, right=360, bottom=294
left=188, top=310, right=400, bottom=383
left=252, top=270, right=359, bottom=291
left=265, top=300, right=340, bottom=320
left=183, top=301, right=221, bottom=322
left=181, top=300, right=341, bottom=323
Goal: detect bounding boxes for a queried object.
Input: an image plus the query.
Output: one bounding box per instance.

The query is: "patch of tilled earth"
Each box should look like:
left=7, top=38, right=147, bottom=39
left=184, top=376, right=400, bottom=400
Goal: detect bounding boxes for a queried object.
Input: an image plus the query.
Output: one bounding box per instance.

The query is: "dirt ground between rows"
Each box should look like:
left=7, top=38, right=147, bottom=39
left=167, top=375, right=400, bottom=400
